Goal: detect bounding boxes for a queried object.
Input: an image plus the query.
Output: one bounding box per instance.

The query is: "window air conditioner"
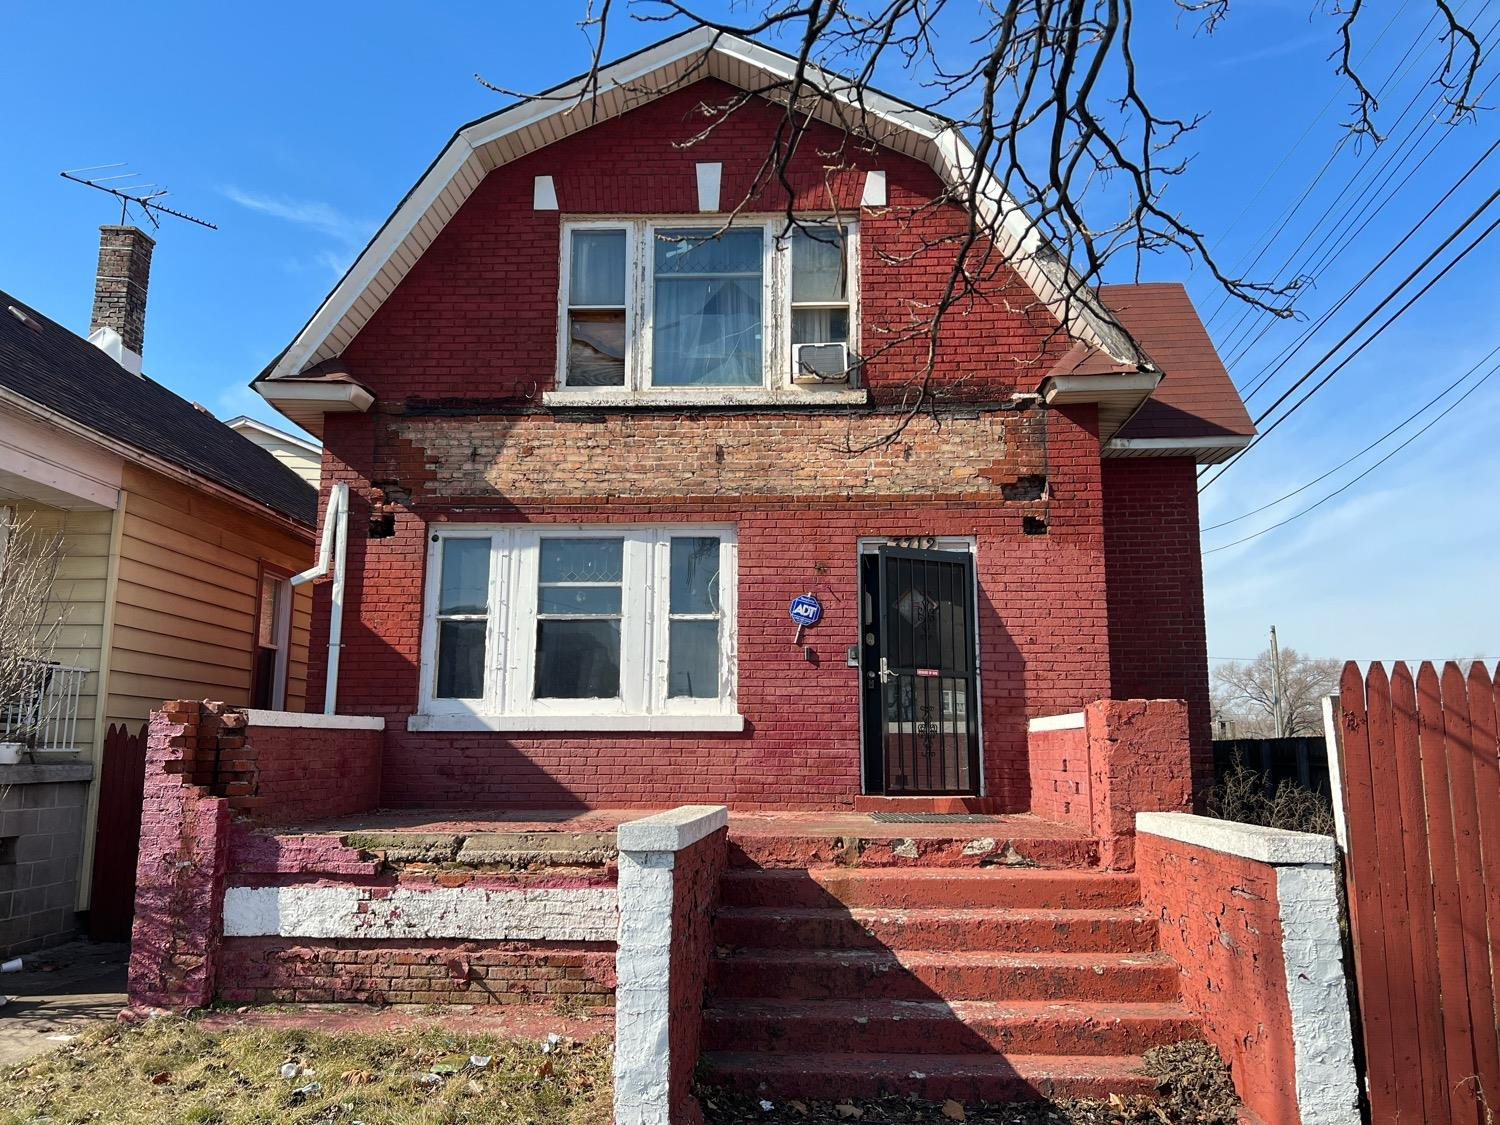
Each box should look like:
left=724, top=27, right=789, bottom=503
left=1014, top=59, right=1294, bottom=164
left=793, top=341, right=851, bottom=384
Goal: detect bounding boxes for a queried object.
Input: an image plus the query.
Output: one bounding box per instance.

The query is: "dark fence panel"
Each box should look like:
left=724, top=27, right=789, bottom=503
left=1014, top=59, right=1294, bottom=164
left=1212, top=735, right=1331, bottom=795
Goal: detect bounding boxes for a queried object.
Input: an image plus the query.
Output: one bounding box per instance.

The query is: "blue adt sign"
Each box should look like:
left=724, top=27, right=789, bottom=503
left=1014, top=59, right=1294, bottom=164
left=789, top=594, right=822, bottom=627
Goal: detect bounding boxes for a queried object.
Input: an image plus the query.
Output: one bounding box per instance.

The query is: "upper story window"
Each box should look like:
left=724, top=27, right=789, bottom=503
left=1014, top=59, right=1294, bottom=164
left=557, top=219, right=857, bottom=396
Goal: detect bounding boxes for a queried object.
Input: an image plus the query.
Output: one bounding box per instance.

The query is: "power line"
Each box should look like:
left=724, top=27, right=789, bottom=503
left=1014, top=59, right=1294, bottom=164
left=1202, top=356, right=1499, bottom=554
left=1200, top=191, right=1500, bottom=490
left=1202, top=341, right=1500, bottom=532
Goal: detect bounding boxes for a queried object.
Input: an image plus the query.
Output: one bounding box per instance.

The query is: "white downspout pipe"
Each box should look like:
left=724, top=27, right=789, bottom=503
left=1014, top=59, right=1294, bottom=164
left=291, top=482, right=348, bottom=715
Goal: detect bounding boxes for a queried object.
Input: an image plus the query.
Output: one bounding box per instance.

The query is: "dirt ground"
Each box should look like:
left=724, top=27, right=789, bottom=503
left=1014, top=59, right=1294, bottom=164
left=697, top=1042, right=1244, bottom=1125
left=0, top=940, right=128, bottom=1067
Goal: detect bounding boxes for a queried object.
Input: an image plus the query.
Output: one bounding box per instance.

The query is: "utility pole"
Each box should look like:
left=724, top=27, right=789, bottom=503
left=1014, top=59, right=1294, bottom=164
left=1269, top=625, right=1285, bottom=738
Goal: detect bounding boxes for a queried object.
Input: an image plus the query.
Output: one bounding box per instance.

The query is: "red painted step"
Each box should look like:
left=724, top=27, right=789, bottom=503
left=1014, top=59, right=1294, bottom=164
left=707, top=948, right=1180, bottom=1003
left=729, top=833, right=1098, bottom=870
left=719, top=867, right=1141, bottom=910
left=699, top=1049, right=1157, bottom=1102
left=714, top=905, right=1158, bottom=954
left=702, top=998, right=1200, bottom=1056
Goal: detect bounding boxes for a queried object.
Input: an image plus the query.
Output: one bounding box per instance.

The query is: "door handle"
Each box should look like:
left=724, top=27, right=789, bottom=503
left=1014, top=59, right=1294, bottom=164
left=878, top=657, right=896, bottom=684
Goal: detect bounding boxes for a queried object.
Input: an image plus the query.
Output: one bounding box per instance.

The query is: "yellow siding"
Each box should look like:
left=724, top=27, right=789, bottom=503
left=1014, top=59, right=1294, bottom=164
left=103, top=465, right=314, bottom=730
left=11, top=503, right=115, bottom=756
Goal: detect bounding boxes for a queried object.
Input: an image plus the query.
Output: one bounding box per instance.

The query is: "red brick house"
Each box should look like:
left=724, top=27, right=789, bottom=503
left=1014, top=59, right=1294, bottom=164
left=253, top=28, right=1252, bottom=814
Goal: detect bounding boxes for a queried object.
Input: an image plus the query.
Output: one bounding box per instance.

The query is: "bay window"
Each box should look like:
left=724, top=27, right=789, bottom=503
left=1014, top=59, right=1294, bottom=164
left=555, top=218, right=857, bottom=395
left=416, top=525, right=739, bottom=731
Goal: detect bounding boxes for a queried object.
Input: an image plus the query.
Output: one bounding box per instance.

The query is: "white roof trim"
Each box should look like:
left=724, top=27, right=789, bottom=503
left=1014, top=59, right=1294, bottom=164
left=260, top=28, right=1140, bottom=385
left=1103, top=434, right=1252, bottom=464
left=226, top=415, right=322, bottom=455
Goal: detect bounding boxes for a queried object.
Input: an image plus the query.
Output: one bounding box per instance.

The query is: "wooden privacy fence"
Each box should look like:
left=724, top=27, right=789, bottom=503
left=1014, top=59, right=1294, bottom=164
left=1336, top=660, right=1500, bottom=1124
left=88, top=721, right=148, bottom=942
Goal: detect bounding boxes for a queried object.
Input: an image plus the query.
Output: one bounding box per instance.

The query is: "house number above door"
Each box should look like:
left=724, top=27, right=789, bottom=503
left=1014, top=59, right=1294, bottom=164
left=887, top=536, right=938, bottom=550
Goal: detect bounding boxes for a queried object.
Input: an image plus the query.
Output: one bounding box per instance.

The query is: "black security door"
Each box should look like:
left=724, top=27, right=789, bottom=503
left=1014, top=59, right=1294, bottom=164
left=860, top=546, right=980, bottom=795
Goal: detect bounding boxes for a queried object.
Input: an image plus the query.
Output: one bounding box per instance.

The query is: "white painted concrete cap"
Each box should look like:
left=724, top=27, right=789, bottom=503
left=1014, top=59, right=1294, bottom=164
left=1136, top=811, right=1336, bottom=865
left=244, top=709, right=385, bottom=730
left=1028, top=712, right=1085, bottom=732
left=618, top=805, right=728, bottom=853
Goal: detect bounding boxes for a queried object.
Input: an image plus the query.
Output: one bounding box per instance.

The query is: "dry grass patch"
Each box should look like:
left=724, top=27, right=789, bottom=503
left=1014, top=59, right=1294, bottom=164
left=0, top=1017, right=612, bottom=1125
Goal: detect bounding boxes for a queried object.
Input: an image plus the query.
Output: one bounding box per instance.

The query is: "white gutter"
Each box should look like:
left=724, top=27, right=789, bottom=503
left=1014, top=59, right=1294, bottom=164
left=291, top=482, right=349, bottom=715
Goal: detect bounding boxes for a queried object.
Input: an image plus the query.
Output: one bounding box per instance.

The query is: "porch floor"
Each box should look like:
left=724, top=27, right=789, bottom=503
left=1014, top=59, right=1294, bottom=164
left=265, top=807, right=1089, bottom=842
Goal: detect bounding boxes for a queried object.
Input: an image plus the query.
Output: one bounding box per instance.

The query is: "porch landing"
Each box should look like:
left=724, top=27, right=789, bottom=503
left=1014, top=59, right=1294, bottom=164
left=257, top=808, right=1098, bottom=870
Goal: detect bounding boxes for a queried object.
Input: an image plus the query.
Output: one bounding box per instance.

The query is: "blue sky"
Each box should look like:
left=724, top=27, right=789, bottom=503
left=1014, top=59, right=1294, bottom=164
left=2, top=2, right=1495, bottom=667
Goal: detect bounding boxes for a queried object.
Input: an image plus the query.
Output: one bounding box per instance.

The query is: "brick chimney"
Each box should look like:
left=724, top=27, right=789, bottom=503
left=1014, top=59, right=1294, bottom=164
left=90, top=225, right=155, bottom=358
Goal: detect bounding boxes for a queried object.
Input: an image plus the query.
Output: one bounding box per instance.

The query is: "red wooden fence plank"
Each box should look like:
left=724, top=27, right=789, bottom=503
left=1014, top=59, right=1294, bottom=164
left=1417, top=661, right=1482, bottom=1125
left=1442, top=661, right=1500, bottom=1117
left=1390, top=662, right=1450, bottom=1122
left=87, top=722, right=148, bottom=942
left=1463, top=662, right=1500, bottom=1119
left=1365, top=662, right=1427, bottom=1123
left=1339, top=661, right=1400, bottom=1119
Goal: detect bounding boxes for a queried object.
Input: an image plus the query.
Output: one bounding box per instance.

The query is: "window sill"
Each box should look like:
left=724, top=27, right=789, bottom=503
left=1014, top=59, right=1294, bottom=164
left=407, top=712, right=746, bottom=733
left=543, top=387, right=869, bottom=409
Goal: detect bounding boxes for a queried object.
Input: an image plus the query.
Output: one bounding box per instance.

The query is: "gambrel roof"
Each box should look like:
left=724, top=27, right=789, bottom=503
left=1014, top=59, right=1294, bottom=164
left=254, top=26, right=1149, bottom=389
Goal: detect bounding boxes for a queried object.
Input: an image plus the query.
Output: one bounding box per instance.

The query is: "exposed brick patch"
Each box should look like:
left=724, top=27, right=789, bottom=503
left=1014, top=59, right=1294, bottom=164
left=217, top=937, right=616, bottom=1005
left=128, top=702, right=230, bottom=1010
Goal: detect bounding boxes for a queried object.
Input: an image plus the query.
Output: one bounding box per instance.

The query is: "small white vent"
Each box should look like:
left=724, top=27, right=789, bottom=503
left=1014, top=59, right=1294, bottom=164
left=793, top=342, right=850, bottom=384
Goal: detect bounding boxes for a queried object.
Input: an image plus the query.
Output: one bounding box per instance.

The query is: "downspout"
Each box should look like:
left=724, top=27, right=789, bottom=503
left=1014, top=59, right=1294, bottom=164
left=291, top=482, right=348, bottom=715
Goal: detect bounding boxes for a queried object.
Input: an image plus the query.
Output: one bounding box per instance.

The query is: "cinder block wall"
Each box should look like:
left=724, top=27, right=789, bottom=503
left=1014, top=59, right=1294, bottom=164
left=0, top=764, right=91, bottom=957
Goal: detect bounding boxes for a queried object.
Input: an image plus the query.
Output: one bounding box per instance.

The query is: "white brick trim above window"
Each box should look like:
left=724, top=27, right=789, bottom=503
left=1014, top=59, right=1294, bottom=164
left=414, top=525, right=740, bottom=732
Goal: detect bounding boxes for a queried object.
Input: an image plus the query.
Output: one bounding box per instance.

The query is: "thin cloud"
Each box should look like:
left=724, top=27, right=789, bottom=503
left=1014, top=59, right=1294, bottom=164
left=221, top=185, right=370, bottom=246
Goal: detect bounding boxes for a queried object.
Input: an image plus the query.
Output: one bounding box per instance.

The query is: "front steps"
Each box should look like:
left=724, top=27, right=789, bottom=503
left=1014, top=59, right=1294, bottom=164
left=701, top=830, right=1198, bottom=1105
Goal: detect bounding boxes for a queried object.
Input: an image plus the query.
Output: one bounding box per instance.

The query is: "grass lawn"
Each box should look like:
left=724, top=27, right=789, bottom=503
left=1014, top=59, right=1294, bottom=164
left=0, top=1017, right=612, bottom=1125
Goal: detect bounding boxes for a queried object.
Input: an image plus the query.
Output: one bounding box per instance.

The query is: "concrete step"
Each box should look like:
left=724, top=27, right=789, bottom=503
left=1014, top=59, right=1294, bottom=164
left=719, top=867, right=1141, bottom=911
left=702, top=998, right=1200, bottom=1056
left=714, top=905, right=1158, bottom=954
left=707, top=948, right=1180, bottom=1003
left=699, top=1049, right=1158, bottom=1102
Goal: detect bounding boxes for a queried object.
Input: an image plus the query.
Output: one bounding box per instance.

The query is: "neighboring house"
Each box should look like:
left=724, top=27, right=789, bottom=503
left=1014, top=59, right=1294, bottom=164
left=0, top=226, right=316, bottom=953
left=254, top=29, right=1253, bottom=813
left=225, top=414, right=322, bottom=487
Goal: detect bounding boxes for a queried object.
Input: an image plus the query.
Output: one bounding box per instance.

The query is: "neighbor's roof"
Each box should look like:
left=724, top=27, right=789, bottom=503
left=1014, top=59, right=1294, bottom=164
left=254, top=25, right=1148, bottom=387
left=1101, top=282, right=1255, bottom=449
left=0, top=290, right=317, bottom=526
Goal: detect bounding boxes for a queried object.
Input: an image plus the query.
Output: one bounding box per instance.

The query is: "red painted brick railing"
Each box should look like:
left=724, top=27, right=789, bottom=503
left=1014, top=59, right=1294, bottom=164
left=1137, top=813, right=1358, bottom=1125
left=1028, top=699, right=1193, bottom=868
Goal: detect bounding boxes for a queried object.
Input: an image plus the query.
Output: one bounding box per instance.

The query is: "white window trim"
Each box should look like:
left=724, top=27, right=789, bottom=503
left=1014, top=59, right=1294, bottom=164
left=548, top=216, right=864, bottom=406
left=414, top=524, right=740, bottom=732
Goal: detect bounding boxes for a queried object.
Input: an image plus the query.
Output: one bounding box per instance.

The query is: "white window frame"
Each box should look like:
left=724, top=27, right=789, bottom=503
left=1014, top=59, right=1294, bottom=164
left=413, top=524, right=741, bottom=733
left=551, top=217, right=862, bottom=403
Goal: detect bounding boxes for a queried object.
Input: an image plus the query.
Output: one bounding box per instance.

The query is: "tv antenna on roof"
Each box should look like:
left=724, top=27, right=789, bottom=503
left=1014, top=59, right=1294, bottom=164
left=59, top=164, right=217, bottom=231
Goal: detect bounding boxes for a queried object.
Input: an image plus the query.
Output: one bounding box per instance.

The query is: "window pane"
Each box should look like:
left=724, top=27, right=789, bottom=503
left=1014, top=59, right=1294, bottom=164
left=540, top=538, right=623, bottom=583
left=535, top=620, right=621, bottom=698
left=570, top=230, right=627, bottom=306
left=668, top=619, right=720, bottom=698
left=654, top=228, right=761, bottom=275
left=436, top=620, right=486, bottom=699
left=567, top=310, right=626, bottom=386
left=653, top=228, right=764, bottom=388
left=791, top=227, right=847, bottom=302
left=439, top=539, right=491, bottom=615
left=538, top=586, right=623, bottom=616
left=670, top=537, right=720, bottom=614
left=792, top=307, right=849, bottom=345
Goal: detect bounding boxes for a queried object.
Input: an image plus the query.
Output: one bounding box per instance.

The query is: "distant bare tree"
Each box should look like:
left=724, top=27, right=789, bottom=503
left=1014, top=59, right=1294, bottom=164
left=481, top=1, right=1486, bottom=442
left=1213, top=647, right=1341, bottom=737
left=0, top=515, right=68, bottom=754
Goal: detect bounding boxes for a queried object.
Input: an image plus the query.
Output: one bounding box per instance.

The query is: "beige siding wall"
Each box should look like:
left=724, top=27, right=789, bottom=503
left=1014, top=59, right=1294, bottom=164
left=104, top=465, right=313, bottom=730
left=10, top=503, right=115, bottom=757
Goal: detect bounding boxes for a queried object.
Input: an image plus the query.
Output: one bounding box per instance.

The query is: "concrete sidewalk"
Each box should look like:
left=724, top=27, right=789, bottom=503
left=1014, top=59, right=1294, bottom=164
left=0, top=940, right=128, bottom=1066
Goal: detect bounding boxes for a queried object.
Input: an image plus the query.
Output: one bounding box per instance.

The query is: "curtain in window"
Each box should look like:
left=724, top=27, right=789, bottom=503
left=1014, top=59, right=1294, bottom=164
left=652, top=229, right=763, bottom=386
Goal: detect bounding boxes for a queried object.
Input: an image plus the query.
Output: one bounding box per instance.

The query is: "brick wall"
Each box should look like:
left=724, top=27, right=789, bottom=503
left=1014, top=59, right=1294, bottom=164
left=1101, top=458, right=1212, bottom=797
left=229, top=720, right=382, bottom=826
left=128, top=702, right=230, bottom=1010
left=310, top=403, right=1111, bottom=811
left=1025, top=724, right=1089, bottom=828
left=218, top=938, right=615, bottom=1005
left=667, top=826, right=728, bottom=1123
